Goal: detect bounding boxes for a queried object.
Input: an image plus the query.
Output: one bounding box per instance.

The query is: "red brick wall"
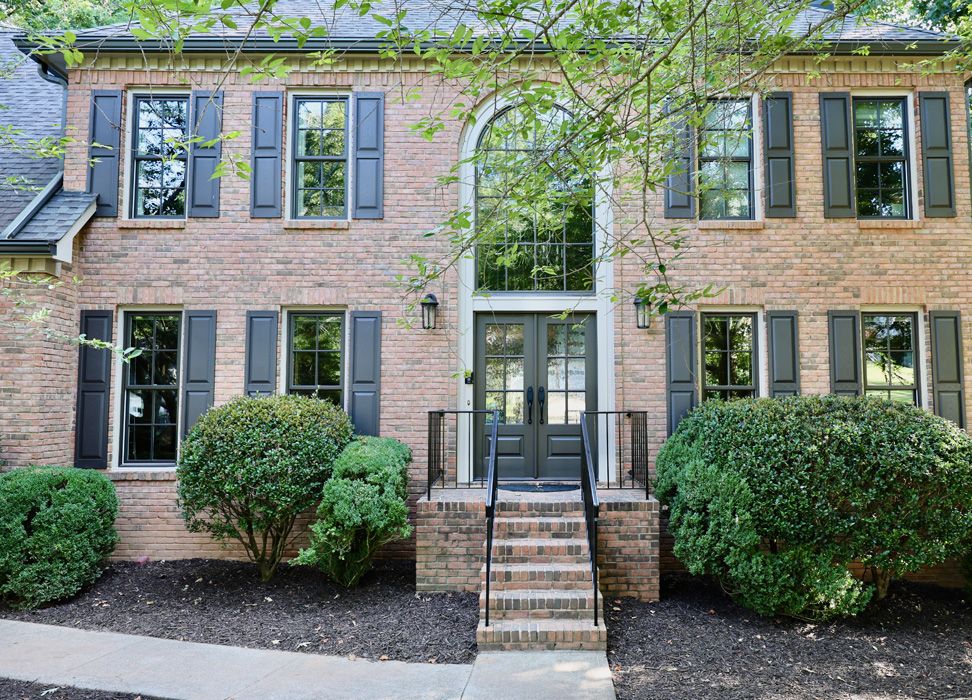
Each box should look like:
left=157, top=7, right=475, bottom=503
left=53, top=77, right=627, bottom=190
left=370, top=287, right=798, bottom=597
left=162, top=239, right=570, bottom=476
left=416, top=493, right=486, bottom=592
left=0, top=57, right=968, bottom=590
left=596, top=494, right=661, bottom=601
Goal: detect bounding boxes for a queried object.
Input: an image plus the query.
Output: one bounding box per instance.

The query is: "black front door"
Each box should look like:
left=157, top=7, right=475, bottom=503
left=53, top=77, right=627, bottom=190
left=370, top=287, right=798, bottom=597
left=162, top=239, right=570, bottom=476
left=474, top=313, right=596, bottom=480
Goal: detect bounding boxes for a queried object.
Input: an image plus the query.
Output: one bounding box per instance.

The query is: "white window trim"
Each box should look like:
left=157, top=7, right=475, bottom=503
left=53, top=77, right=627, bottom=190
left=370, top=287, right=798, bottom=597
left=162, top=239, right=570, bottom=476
left=456, top=93, right=617, bottom=484
left=697, top=305, right=767, bottom=399
left=112, top=307, right=186, bottom=470
left=284, top=90, right=354, bottom=223
left=278, top=307, right=351, bottom=413
left=122, top=89, right=192, bottom=222
left=849, top=89, right=920, bottom=221
left=859, top=305, right=928, bottom=408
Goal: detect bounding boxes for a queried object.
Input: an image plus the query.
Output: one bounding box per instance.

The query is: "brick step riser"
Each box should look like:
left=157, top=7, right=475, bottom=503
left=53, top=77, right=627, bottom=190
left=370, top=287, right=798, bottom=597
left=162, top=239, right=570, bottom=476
left=493, top=521, right=588, bottom=538
left=486, top=571, right=594, bottom=586
left=479, top=593, right=599, bottom=611
left=478, top=640, right=607, bottom=652
left=476, top=628, right=607, bottom=651
left=494, top=505, right=586, bottom=518
left=479, top=606, right=603, bottom=621
left=491, top=541, right=588, bottom=559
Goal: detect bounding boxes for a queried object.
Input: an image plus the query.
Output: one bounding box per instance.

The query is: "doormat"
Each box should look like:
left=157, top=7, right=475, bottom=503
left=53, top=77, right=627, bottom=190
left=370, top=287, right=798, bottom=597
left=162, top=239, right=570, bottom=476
left=500, top=483, right=579, bottom=493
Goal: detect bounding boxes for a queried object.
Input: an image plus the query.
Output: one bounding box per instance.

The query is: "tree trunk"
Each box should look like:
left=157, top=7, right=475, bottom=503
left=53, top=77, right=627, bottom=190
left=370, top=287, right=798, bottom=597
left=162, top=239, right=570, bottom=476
left=872, top=567, right=892, bottom=600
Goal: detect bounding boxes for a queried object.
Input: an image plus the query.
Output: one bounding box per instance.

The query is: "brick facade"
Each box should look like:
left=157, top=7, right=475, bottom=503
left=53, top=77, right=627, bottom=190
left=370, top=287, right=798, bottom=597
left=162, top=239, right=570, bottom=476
left=0, top=53, right=968, bottom=587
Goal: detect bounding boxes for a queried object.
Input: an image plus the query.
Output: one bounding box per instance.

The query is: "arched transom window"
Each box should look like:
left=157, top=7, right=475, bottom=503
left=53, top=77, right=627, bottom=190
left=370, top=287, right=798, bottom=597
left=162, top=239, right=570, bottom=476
left=475, top=105, right=595, bottom=292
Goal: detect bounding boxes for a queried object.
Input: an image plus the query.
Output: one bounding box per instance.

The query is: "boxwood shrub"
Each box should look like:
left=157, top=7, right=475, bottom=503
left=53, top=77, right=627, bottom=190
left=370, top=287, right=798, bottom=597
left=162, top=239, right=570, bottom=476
left=177, top=394, right=353, bottom=581
left=656, top=396, right=972, bottom=620
left=0, top=466, right=118, bottom=609
left=296, top=436, right=413, bottom=587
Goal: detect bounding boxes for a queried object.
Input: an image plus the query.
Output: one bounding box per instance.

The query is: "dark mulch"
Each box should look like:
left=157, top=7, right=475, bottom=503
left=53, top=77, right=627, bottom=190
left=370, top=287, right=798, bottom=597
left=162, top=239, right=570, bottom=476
left=608, top=574, right=972, bottom=700
left=0, top=559, right=478, bottom=665
left=0, top=679, right=163, bottom=700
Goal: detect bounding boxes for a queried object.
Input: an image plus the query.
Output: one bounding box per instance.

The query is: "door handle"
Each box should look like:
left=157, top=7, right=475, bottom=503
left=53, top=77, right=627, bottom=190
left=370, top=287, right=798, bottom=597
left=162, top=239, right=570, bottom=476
left=526, top=386, right=534, bottom=425
left=538, top=386, right=546, bottom=425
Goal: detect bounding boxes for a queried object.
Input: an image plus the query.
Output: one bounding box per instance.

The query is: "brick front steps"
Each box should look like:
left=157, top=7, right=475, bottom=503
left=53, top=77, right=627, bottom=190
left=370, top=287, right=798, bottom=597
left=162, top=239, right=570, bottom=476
left=416, top=487, right=661, bottom=650
left=476, top=499, right=607, bottom=651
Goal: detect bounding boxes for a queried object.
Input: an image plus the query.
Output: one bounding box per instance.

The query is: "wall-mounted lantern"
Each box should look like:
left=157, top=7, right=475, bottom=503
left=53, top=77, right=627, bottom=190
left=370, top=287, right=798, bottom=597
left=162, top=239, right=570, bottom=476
left=421, top=293, right=439, bottom=330
left=633, top=297, right=651, bottom=329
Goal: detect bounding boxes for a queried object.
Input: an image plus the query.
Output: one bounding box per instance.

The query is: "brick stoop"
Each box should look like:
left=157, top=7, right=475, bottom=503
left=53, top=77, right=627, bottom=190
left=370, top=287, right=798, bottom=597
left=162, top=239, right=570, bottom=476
left=476, top=498, right=607, bottom=651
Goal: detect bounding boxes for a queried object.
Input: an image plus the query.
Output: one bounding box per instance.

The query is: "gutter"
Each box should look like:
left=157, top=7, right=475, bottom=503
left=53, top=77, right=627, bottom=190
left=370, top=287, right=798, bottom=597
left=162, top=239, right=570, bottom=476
left=0, top=240, right=58, bottom=256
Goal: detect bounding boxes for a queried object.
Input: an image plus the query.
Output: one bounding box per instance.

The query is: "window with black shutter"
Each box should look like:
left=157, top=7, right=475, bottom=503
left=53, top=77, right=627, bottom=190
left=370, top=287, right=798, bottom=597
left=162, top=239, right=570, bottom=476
left=853, top=98, right=911, bottom=219
left=862, top=312, right=920, bottom=405
left=291, top=97, right=349, bottom=219
left=287, top=312, right=345, bottom=404
left=130, top=96, right=190, bottom=219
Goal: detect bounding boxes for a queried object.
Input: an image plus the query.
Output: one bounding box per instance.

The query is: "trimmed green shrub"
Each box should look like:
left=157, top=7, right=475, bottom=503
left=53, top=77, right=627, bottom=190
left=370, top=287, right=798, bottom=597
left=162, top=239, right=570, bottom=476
left=657, top=396, right=972, bottom=620
left=177, top=394, right=353, bottom=581
left=0, top=467, right=118, bottom=609
left=296, top=436, right=413, bottom=587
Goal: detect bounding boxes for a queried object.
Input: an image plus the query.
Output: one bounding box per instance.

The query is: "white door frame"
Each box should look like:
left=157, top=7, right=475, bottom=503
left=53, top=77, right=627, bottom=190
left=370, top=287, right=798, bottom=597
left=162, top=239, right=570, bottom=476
left=454, top=94, right=617, bottom=483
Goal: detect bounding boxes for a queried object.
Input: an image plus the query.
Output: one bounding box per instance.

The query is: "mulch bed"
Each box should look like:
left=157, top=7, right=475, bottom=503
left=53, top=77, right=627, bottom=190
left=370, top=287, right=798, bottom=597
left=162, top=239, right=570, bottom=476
left=0, top=559, right=478, bottom=665
left=0, top=679, right=161, bottom=700
left=608, top=574, right=972, bottom=700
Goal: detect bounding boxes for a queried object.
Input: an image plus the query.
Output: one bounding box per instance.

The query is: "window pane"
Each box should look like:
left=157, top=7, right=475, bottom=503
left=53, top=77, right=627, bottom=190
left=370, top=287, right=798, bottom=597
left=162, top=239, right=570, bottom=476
left=855, top=129, right=879, bottom=157
left=137, top=160, right=162, bottom=188
left=485, top=324, right=505, bottom=356
left=154, top=352, right=178, bottom=385
left=154, top=426, right=177, bottom=461
left=699, top=193, right=726, bottom=220
left=506, top=324, right=524, bottom=356
left=298, top=100, right=322, bottom=129
left=293, top=352, right=316, bottom=385
left=879, top=129, right=904, bottom=157
left=730, top=352, right=752, bottom=385
left=159, top=188, right=186, bottom=217
left=127, top=390, right=150, bottom=423
left=566, top=392, right=585, bottom=424
left=486, top=358, right=505, bottom=390
left=506, top=392, right=524, bottom=424
left=317, top=352, right=341, bottom=386
left=506, top=358, right=524, bottom=391
left=154, top=390, right=178, bottom=423
left=127, top=426, right=153, bottom=461
left=318, top=317, right=343, bottom=350
left=879, top=101, right=903, bottom=129
left=129, top=352, right=152, bottom=386
left=705, top=351, right=728, bottom=386
left=293, top=317, right=317, bottom=350
left=298, top=161, right=322, bottom=188
left=567, top=358, right=585, bottom=390
left=299, top=189, right=322, bottom=218
left=548, top=325, right=566, bottom=355
left=855, top=100, right=878, bottom=127
left=725, top=191, right=750, bottom=218
left=704, top=317, right=728, bottom=351
left=547, top=358, right=565, bottom=390
left=856, top=163, right=879, bottom=189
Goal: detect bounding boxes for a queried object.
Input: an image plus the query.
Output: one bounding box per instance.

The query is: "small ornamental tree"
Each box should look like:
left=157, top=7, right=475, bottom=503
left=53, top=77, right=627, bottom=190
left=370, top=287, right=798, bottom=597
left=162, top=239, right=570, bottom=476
left=177, top=394, right=353, bottom=581
left=296, top=437, right=413, bottom=587
left=0, top=466, right=118, bottom=609
left=656, top=396, right=972, bottom=620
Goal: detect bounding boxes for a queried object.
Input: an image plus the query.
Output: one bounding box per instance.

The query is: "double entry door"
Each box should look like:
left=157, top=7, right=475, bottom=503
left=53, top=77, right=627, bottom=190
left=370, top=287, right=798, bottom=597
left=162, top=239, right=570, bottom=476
left=474, top=313, right=597, bottom=480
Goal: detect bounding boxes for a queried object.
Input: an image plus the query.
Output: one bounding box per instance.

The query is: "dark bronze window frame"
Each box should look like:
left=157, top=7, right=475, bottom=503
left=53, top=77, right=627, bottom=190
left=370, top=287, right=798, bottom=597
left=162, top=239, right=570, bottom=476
left=286, top=311, right=346, bottom=405
left=701, top=311, right=759, bottom=400
left=852, top=97, right=912, bottom=220
left=121, top=311, right=183, bottom=466
left=861, top=311, right=921, bottom=406
left=290, top=95, right=350, bottom=220
left=698, top=98, right=755, bottom=221
left=129, top=94, right=190, bottom=220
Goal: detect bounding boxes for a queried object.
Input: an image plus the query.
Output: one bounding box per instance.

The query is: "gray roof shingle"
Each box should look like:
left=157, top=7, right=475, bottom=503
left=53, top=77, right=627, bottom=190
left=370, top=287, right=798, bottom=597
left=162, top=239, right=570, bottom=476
left=0, top=28, right=65, bottom=232
left=12, top=188, right=96, bottom=242
left=59, top=0, right=955, bottom=52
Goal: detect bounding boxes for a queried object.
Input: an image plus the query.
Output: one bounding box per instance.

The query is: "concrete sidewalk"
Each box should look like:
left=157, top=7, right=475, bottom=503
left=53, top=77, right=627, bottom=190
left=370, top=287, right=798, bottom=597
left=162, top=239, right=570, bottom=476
left=0, top=619, right=616, bottom=700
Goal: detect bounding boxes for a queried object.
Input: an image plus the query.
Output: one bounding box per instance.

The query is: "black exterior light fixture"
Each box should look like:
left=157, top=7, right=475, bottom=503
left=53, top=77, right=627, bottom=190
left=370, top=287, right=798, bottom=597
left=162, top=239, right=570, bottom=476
left=634, top=297, right=651, bottom=329
left=421, top=293, right=439, bottom=330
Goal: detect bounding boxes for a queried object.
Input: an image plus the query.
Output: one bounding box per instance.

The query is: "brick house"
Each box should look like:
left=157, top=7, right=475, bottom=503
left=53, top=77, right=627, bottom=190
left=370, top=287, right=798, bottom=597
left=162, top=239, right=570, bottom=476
left=0, top=2, right=968, bottom=648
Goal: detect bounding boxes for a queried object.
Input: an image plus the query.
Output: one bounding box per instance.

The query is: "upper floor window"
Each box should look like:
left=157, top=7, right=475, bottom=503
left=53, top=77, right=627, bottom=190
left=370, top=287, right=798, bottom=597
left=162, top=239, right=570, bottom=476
left=292, top=97, right=348, bottom=219
left=702, top=312, right=757, bottom=400
left=131, top=96, right=189, bottom=218
left=475, top=105, right=595, bottom=293
left=853, top=99, right=910, bottom=219
left=699, top=100, right=754, bottom=220
left=862, top=312, right=918, bottom=404
left=287, top=312, right=344, bottom=404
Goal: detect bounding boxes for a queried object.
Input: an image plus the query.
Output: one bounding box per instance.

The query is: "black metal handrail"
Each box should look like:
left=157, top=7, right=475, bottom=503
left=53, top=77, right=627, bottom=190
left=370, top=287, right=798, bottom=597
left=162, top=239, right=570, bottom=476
left=579, top=416, right=600, bottom=627
left=427, top=409, right=498, bottom=498
left=483, top=410, right=500, bottom=627
left=582, top=410, right=651, bottom=499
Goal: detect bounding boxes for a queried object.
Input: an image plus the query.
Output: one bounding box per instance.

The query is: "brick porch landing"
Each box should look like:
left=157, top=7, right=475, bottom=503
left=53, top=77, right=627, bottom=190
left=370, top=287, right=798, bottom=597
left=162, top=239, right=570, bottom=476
left=416, top=487, right=659, bottom=650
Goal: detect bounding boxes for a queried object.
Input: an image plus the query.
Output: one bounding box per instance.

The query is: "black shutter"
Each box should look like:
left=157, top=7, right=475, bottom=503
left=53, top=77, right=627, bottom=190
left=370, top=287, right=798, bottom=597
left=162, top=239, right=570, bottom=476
left=182, top=311, right=217, bottom=435
left=87, top=90, right=123, bottom=217
left=763, top=93, right=796, bottom=217
left=349, top=311, right=382, bottom=436
left=919, top=92, right=956, bottom=218
left=828, top=310, right=861, bottom=396
left=244, top=310, right=278, bottom=396
left=188, top=90, right=223, bottom=218
left=664, top=112, right=696, bottom=218
left=251, top=92, right=283, bottom=218
left=665, top=311, right=697, bottom=435
left=929, top=311, right=965, bottom=427
left=767, top=311, right=800, bottom=396
left=74, top=311, right=113, bottom=468
left=353, top=92, right=384, bottom=219
left=820, top=93, right=855, bottom=218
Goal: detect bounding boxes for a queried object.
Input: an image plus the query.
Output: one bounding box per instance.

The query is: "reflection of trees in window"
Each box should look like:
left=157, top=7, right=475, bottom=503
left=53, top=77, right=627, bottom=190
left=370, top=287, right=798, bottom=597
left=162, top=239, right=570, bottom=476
left=124, top=313, right=181, bottom=463
left=475, top=105, right=595, bottom=292
left=853, top=99, right=909, bottom=219
left=293, top=98, right=348, bottom=219
left=702, top=313, right=756, bottom=400
left=698, top=100, right=753, bottom=220
left=132, top=97, right=188, bottom=218
left=288, top=313, right=344, bottom=405
left=863, top=313, right=918, bottom=404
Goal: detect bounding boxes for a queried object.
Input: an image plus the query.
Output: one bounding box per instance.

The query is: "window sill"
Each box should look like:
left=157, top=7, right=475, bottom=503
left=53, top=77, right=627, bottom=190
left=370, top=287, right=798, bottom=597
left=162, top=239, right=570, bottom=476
left=283, top=220, right=351, bottom=231
left=697, top=220, right=765, bottom=230
left=106, top=467, right=178, bottom=480
left=857, top=219, right=922, bottom=230
left=117, top=219, right=187, bottom=230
